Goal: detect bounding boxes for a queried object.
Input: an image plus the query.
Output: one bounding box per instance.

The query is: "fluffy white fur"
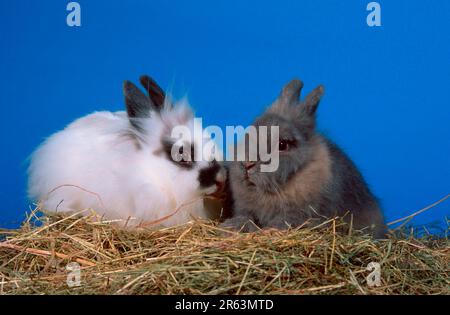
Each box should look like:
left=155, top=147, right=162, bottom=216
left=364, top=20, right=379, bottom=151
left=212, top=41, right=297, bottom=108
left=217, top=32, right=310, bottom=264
left=27, top=99, right=219, bottom=227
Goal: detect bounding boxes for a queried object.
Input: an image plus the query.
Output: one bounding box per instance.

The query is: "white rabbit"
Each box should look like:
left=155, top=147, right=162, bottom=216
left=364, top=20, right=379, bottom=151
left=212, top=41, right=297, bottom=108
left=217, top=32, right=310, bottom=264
left=27, top=75, right=225, bottom=227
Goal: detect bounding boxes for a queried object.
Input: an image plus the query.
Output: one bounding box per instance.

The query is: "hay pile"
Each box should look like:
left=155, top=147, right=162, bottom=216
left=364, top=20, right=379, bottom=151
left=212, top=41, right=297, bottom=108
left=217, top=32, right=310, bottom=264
left=0, top=209, right=448, bottom=295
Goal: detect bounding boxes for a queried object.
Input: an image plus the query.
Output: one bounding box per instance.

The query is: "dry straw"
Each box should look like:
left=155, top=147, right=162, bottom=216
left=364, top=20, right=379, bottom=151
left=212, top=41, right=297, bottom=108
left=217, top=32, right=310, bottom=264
left=0, top=198, right=448, bottom=295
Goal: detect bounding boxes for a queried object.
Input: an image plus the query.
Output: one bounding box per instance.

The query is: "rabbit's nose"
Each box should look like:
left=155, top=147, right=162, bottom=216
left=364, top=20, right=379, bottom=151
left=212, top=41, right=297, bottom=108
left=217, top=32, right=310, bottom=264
left=243, top=161, right=256, bottom=170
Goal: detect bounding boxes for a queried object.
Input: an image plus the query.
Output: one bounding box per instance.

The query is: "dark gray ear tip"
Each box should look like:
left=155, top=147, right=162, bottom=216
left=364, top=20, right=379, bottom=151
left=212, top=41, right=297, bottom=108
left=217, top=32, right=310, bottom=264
left=139, top=75, right=159, bottom=93
left=139, top=74, right=153, bottom=84
left=317, top=85, right=325, bottom=95
left=309, top=84, right=325, bottom=98
left=279, top=79, right=304, bottom=104
left=294, top=78, right=304, bottom=86
left=286, top=79, right=304, bottom=90
left=123, top=80, right=136, bottom=94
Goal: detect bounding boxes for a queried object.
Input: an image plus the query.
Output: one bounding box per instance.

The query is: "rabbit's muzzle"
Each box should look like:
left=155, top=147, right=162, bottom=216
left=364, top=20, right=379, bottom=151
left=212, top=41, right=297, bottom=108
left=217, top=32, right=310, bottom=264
left=241, top=161, right=257, bottom=186
left=198, top=161, right=227, bottom=199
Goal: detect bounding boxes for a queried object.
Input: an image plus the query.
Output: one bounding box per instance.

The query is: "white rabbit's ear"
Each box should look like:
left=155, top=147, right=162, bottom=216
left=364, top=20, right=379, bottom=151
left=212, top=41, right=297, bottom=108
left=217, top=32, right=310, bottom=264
left=140, top=75, right=166, bottom=111
left=124, top=81, right=153, bottom=117
left=123, top=80, right=155, bottom=132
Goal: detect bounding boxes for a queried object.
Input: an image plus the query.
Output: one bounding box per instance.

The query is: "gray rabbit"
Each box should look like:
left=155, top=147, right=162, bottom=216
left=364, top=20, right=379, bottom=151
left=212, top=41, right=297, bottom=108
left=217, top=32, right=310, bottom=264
left=221, top=79, right=387, bottom=238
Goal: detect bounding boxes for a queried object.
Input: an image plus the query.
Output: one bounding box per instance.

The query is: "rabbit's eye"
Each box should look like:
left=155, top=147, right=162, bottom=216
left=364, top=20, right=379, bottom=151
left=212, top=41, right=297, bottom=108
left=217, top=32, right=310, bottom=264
left=177, top=146, right=194, bottom=167
left=279, top=140, right=290, bottom=152
left=161, top=138, right=195, bottom=169
left=178, top=147, right=189, bottom=161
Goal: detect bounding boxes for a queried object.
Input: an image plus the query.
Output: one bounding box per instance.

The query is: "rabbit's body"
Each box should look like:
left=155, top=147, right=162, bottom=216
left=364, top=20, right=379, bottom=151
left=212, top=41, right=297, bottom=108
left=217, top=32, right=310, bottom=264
left=222, top=79, right=387, bottom=238
left=28, top=76, right=225, bottom=227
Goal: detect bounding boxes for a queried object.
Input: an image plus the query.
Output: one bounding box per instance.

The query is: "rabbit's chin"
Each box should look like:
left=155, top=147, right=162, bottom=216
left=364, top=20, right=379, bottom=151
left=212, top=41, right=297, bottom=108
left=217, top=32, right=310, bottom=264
left=240, top=170, right=282, bottom=195
left=202, top=185, right=219, bottom=197
left=202, top=180, right=226, bottom=201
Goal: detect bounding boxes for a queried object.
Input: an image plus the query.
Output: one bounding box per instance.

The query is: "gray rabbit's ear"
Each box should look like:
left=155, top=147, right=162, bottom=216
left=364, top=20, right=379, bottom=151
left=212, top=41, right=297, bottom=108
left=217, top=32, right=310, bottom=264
left=295, top=85, right=325, bottom=139
left=267, top=79, right=304, bottom=116
left=139, top=75, right=166, bottom=111
left=300, top=85, right=325, bottom=116
left=279, top=79, right=304, bottom=105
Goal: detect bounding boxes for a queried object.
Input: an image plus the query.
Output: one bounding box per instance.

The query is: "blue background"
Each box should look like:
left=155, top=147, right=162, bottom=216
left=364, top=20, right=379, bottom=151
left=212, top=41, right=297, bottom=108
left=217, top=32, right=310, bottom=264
left=1, top=0, right=449, bottom=232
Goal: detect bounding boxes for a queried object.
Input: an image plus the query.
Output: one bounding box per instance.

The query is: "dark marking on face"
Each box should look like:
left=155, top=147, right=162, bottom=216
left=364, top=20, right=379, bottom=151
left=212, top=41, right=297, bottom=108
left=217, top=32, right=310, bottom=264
left=161, top=138, right=196, bottom=169
left=198, top=161, right=221, bottom=188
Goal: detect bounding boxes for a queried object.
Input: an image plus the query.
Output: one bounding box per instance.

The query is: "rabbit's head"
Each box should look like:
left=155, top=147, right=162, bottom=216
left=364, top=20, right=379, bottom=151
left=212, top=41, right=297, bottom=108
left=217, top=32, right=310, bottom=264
left=123, top=75, right=226, bottom=199
left=232, top=79, right=325, bottom=194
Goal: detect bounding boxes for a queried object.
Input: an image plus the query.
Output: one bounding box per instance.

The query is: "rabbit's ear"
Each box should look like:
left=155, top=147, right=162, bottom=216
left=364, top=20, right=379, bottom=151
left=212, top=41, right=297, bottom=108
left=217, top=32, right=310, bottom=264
left=279, top=79, right=304, bottom=105
left=294, top=85, right=325, bottom=138
left=140, top=75, right=166, bottom=111
left=124, top=80, right=157, bottom=132
left=267, top=79, right=304, bottom=116
left=300, top=85, right=325, bottom=116
left=124, top=81, right=153, bottom=118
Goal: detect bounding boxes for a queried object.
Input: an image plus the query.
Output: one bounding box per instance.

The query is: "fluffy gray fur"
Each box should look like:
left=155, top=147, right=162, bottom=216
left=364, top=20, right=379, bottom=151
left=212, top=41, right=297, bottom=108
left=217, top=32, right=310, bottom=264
left=221, top=79, right=387, bottom=238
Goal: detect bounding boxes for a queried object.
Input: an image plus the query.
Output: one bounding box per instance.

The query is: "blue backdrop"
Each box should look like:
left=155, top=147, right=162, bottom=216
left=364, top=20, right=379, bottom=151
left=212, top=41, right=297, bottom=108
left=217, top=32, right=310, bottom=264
left=1, top=0, right=449, bottom=232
